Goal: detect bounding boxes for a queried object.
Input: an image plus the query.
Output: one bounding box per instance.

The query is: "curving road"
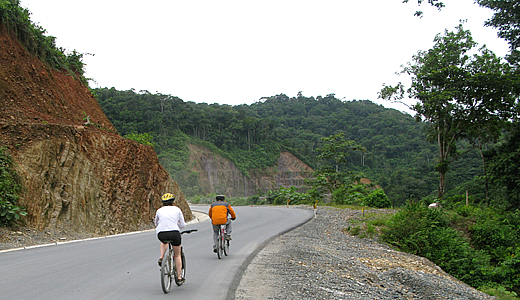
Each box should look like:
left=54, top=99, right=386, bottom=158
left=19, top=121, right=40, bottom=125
left=0, top=206, right=313, bottom=300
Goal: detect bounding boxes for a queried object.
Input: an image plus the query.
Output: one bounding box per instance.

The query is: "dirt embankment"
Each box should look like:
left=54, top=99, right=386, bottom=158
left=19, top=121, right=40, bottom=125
left=187, top=144, right=314, bottom=197
left=0, top=24, right=192, bottom=237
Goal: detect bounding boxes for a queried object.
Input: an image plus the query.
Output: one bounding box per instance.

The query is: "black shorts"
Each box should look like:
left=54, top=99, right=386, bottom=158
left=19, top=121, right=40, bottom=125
left=157, top=230, right=181, bottom=246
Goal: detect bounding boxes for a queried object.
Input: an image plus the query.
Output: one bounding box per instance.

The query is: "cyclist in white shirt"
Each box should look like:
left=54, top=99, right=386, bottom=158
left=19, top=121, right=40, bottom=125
left=155, top=193, right=186, bottom=284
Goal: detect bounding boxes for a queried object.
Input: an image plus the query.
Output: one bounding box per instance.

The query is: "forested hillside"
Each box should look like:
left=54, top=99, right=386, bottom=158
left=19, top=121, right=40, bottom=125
left=94, top=88, right=485, bottom=205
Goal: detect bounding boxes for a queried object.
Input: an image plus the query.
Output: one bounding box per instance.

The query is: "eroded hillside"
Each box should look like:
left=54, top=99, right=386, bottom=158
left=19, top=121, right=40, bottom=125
left=187, top=144, right=314, bottom=196
left=0, top=25, right=192, bottom=234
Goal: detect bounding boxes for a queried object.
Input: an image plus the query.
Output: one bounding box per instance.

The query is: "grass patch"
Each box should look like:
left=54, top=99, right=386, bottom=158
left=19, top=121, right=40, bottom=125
left=479, top=286, right=519, bottom=300
left=341, top=208, right=396, bottom=239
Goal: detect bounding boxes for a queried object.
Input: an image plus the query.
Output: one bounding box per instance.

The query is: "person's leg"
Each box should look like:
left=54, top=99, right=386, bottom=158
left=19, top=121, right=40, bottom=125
left=212, top=224, right=219, bottom=249
left=157, top=232, right=168, bottom=266
left=225, top=219, right=232, bottom=240
left=160, top=242, right=168, bottom=259
left=225, top=219, right=232, bottom=234
left=173, top=245, right=183, bottom=280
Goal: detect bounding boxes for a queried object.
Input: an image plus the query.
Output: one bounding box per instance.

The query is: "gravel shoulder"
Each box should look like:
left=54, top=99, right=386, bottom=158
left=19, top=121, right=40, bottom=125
left=234, top=206, right=493, bottom=300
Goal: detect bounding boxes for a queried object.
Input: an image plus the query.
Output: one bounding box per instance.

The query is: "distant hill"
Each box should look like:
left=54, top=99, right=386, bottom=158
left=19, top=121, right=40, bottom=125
left=94, top=89, right=485, bottom=205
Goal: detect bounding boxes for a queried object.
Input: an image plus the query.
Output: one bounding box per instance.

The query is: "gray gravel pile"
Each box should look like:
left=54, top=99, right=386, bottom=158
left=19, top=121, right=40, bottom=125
left=235, top=206, right=493, bottom=300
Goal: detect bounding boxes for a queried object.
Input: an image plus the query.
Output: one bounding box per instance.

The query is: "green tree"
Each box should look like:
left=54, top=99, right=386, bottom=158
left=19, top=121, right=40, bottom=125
left=313, top=133, right=366, bottom=203
left=317, top=133, right=366, bottom=172
left=380, top=24, right=518, bottom=200
left=486, top=122, right=520, bottom=210
left=477, top=0, right=520, bottom=64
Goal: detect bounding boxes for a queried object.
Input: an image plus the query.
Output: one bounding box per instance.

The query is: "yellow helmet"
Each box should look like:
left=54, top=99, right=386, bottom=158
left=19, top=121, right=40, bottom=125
left=161, top=193, right=175, bottom=204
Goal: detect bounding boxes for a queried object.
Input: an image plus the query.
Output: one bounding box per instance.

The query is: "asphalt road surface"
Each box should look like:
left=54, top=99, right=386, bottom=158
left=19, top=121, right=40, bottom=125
left=0, top=206, right=313, bottom=300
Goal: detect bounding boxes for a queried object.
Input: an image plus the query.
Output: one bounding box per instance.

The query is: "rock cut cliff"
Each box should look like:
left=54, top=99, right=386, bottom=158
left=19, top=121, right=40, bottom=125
left=187, top=144, right=314, bottom=197
left=0, top=24, right=192, bottom=234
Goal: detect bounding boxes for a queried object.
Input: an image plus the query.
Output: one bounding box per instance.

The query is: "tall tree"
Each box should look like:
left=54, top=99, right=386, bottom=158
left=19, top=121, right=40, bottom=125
left=313, top=133, right=365, bottom=203
left=477, top=0, right=520, bottom=64
left=380, top=24, right=518, bottom=199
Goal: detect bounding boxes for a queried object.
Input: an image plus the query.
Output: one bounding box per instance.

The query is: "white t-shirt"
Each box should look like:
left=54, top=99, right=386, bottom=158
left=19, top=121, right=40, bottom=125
left=154, top=205, right=186, bottom=234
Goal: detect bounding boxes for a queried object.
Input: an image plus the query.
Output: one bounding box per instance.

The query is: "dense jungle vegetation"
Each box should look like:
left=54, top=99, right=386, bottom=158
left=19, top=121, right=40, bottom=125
left=94, top=88, right=477, bottom=204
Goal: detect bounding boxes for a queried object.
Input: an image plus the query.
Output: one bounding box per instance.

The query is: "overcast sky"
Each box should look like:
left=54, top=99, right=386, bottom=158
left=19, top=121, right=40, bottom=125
left=20, top=0, right=509, bottom=114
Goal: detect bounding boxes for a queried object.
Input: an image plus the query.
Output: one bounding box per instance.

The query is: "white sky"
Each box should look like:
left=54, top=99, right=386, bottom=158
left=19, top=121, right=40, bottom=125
left=20, top=0, right=509, bottom=114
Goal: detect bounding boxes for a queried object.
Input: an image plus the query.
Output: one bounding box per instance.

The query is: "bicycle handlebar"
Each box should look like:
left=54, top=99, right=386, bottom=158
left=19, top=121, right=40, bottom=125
left=181, top=229, right=198, bottom=235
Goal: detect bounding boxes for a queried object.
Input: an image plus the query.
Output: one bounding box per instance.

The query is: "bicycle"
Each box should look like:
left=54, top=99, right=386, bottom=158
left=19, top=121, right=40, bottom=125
left=160, top=229, right=198, bottom=293
left=216, top=224, right=230, bottom=259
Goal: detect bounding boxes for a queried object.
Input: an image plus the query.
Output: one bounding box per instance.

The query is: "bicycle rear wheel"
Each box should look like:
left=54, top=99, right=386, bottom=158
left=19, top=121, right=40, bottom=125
left=217, top=230, right=223, bottom=259
left=161, top=249, right=174, bottom=293
left=224, top=238, right=229, bottom=256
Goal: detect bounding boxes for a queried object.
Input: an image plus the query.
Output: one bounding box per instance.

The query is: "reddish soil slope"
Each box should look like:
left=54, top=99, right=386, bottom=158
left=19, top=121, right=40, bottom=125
left=0, top=25, right=192, bottom=234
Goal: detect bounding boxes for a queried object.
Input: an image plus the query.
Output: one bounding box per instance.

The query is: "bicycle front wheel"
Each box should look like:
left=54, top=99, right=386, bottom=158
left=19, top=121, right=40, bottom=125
left=175, top=250, right=185, bottom=286
left=161, top=249, right=173, bottom=293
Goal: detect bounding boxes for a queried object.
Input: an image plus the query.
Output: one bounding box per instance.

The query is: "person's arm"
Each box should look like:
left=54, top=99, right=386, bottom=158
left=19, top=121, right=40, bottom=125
left=178, top=210, right=186, bottom=229
left=228, top=205, right=236, bottom=220
left=154, top=211, right=160, bottom=227
left=208, top=206, right=213, bottom=219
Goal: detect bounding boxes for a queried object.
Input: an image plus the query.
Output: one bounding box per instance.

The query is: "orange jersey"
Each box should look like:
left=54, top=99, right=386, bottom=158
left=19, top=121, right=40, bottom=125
left=208, top=201, right=236, bottom=225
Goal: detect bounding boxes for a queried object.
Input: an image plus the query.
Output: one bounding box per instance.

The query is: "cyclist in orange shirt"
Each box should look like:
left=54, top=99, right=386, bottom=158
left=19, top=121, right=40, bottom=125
left=208, top=195, right=236, bottom=253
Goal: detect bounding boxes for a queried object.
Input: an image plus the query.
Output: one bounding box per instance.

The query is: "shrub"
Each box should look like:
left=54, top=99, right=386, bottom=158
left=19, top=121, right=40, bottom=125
left=381, top=202, right=448, bottom=250
left=363, top=189, right=392, bottom=208
left=0, top=147, right=26, bottom=226
left=491, top=246, right=520, bottom=294
left=266, top=187, right=312, bottom=205
left=333, top=183, right=370, bottom=205
left=124, top=132, right=154, bottom=147
left=247, top=195, right=261, bottom=205
left=380, top=201, right=491, bottom=288
left=470, top=213, right=518, bottom=263
left=0, top=198, right=26, bottom=225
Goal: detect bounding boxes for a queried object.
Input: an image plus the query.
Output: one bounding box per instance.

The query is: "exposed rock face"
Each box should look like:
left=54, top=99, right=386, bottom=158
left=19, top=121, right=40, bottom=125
left=187, top=144, right=314, bottom=196
left=0, top=25, right=192, bottom=234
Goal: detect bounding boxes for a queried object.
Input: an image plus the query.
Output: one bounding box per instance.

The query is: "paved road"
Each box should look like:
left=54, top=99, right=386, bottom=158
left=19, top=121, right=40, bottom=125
left=0, top=206, right=313, bottom=300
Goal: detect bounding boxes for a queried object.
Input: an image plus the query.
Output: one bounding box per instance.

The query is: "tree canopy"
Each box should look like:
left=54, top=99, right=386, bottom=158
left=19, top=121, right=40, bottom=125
left=96, top=88, right=489, bottom=204
left=380, top=24, right=519, bottom=199
left=477, top=0, right=520, bottom=64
